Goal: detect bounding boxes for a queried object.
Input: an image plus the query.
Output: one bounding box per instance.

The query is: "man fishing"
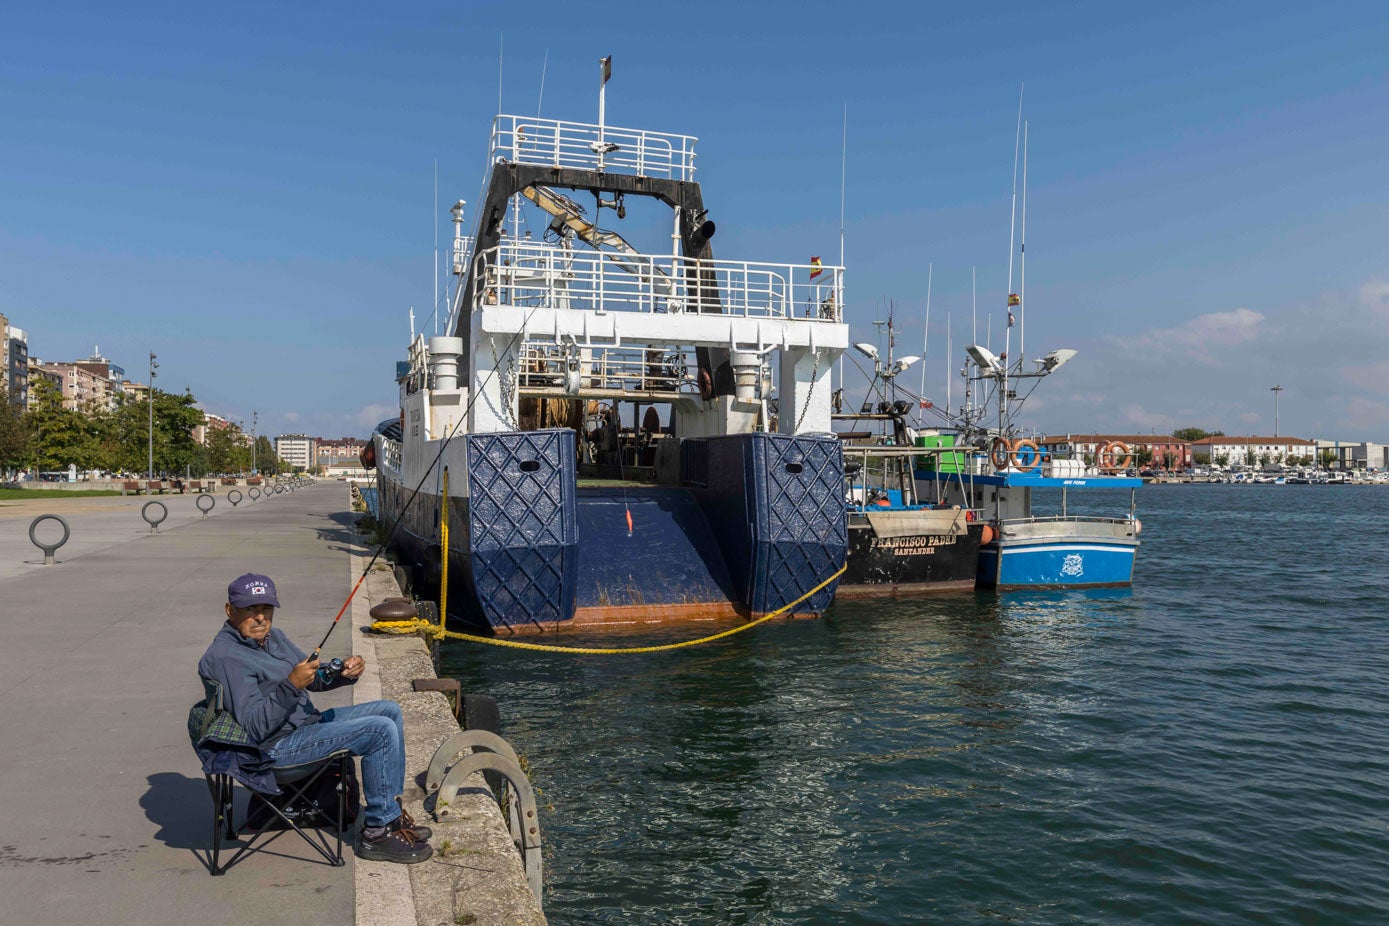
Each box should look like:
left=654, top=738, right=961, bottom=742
left=197, top=573, right=433, bottom=864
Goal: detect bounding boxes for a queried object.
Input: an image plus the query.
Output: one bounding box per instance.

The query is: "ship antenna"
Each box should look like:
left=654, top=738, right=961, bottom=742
left=497, top=32, right=503, bottom=114
left=434, top=158, right=439, bottom=335
left=919, top=263, right=931, bottom=428
left=594, top=56, right=615, bottom=169
left=837, top=104, right=847, bottom=399
left=1020, top=121, right=1028, bottom=363
left=1003, top=83, right=1023, bottom=432
left=946, top=311, right=952, bottom=421
left=536, top=49, right=548, bottom=117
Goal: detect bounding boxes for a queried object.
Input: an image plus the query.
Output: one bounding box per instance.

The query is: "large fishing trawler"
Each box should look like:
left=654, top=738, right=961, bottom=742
left=368, top=62, right=849, bottom=633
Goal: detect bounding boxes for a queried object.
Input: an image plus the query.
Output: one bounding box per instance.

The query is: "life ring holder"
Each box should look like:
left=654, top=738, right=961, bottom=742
left=989, top=437, right=1012, bottom=471
left=1009, top=438, right=1042, bottom=473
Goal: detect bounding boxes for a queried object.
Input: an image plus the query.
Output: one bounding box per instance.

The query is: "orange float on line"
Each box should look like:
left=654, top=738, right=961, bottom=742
left=979, top=524, right=994, bottom=545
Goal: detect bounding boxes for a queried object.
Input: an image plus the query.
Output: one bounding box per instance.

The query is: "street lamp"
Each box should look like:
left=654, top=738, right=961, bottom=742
left=148, top=352, right=158, bottom=478
left=251, top=410, right=258, bottom=475
left=1271, top=384, right=1283, bottom=437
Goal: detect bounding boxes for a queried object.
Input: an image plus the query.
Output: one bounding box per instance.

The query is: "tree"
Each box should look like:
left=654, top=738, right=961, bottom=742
left=101, top=389, right=204, bottom=475
left=253, top=435, right=280, bottom=475
left=1161, top=451, right=1176, bottom=470
left=1319, top=449, right=1338, bottom=469
left=204, top=422, right=252, bottom=474
left=0, top=385, right=31, bottom=478
left=25, top=378, right=104, bottom=471
left=1215, top=452, right=1230, bottom=467
left=1244, top=449, right=1258, bottom=467
left=1134, top=446, right=1154, bottom=467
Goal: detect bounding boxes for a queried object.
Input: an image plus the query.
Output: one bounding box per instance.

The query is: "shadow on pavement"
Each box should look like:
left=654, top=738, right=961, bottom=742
left=142, top=772, right=221, bottom=852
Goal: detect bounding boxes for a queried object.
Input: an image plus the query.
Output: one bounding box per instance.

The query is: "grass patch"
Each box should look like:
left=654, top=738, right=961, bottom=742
left=0, top=488, right=123, bottom=500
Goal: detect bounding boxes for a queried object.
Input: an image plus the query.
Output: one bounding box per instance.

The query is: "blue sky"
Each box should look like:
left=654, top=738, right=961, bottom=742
left=3, top=1, right=1388, bottom=441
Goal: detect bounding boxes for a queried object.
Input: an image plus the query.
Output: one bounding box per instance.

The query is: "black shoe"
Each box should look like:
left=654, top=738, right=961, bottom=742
left=390, top=811, right=432, bottom=841
left=355, top=827, right=433, bottom=864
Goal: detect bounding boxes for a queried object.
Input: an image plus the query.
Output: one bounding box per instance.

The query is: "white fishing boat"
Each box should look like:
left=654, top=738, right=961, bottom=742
left=364, top=60, right=850, bottom=632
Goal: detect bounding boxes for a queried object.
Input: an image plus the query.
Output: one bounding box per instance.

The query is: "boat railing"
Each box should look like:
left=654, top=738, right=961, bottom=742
left=378, top=434, right=403, bottom=474
left=516, top=344, right=699, bottom=395
left=490, top=115, right=698, bottom=180
left=471, top=240, right=843, bottom=321
left=999, top=514, right=1134, bottom=527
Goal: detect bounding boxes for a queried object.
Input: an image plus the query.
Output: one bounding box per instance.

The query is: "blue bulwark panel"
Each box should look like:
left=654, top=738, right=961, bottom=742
left=465, top=429, right=578, bottom=630
left=687, top=433, right=847, bottom=617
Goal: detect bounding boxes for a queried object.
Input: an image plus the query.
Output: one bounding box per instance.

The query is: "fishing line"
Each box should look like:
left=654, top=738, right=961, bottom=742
left=310, top=298, right=548, bottom=659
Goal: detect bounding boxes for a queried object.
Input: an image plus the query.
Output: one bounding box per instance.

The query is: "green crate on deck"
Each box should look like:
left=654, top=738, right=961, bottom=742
left=915, top=434, right=965, bottom=473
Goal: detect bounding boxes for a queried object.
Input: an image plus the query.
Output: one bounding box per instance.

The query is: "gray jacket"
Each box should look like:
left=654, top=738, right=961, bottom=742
left=197, top=622, right=353, bottom=745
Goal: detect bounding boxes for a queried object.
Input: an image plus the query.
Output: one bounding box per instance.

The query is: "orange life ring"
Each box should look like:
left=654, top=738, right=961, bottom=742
left=1009, top=438, right=1042, bottom=473
left=989, top=437, right=1012, bottom=470
left=1109, top=440, right=1133, bottom=470
left=697, top=367, right=714, bottom=401
left=1096, top=440, right=1115, bottom=472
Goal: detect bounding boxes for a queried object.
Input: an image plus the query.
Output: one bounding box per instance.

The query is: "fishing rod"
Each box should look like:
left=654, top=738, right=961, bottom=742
left=308, top=299, right=547, bottom=662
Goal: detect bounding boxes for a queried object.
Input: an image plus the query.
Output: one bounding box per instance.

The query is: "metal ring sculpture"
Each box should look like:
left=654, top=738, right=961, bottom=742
left=28, top=514, right=71, bottom=565
left=228, top=489, right=244, bottom=507
left=141, top=501, right=169, bottom=533
left=248, top=487, right=261, bottom=500
left=196, top=494, right=216, bottom=517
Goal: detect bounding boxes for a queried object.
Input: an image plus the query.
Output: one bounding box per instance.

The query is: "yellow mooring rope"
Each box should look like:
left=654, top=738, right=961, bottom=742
left=439, top=467, right=448, bottom=624
left=370, top=562, right=848, bottom=655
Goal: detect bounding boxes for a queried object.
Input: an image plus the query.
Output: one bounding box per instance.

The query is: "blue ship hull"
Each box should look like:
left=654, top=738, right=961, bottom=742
left=978, top=538, right=1137, bottom=589
left=377, top=429, right=846, bottom=632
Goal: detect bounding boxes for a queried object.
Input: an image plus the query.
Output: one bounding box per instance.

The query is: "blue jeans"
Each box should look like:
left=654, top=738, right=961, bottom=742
left=266, top=700, right=406, bottom=828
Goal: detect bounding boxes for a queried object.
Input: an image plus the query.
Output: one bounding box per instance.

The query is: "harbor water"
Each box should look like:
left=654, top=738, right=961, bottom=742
left=438, top=486, right=1389, bottom=924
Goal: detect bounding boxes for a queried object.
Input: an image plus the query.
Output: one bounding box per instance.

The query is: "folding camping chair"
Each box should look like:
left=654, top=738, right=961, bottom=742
left=188, top=677, right=352, bottom=875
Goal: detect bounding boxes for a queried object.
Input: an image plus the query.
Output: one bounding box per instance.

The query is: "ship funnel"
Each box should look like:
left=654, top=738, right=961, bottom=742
left=428, top=337, right=465, bottom=391
left=730, top=350, right=761, bottom=400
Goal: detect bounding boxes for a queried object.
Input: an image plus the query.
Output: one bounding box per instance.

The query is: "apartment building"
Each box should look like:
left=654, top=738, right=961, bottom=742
left=275, top=434, right=318, bottom=472
left=0, top=313, right=29, bottom=407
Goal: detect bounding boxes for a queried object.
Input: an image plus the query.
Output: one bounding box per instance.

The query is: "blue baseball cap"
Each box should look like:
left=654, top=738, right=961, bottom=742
left=228, top=573, right=281, bottom=609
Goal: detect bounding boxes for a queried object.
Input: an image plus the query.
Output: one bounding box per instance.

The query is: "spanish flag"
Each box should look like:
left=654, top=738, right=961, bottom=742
left=810, top=256, right=823, bottom=280
left=1008, top=293, right=1020, bottom=306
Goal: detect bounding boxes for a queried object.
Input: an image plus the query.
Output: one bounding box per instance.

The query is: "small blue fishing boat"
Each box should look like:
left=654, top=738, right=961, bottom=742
left=918, top=462, right=1141, bottom=589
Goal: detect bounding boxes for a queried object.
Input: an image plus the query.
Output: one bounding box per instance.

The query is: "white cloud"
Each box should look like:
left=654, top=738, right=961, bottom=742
left=1109, top=307, right=1264, bottom=366
left=1359, top=280, right=1389, bottom=312
left=354, top=402, right=397, bottom=429
left=1118, top=404, right=1177, bottom=432
left=283, top=411, right=301, bottom=423
left=1338, top=361, right=1389, bottom=392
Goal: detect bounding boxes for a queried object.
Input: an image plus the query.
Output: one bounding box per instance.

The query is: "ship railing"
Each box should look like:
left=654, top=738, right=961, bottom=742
left=378, top=434, right=403, bottom=474
left=1000, top=514, right=1134, bottom=526
left=471, top=241, right=843, bottom=322
left=515, top=344, right=699, bottom=394
left=490, top=115, right=697, bottom=180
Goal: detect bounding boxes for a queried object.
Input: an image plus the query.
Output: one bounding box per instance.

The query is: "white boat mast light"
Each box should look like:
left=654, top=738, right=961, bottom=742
left=888, top=355, right=920, bottom=377
left=966, top=344, right=1002, bottom=374
left=1038, top=348, right=1077, bottom=372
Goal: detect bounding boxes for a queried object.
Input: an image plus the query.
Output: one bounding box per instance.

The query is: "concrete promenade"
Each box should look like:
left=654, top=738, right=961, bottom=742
left=0, top=483, right=367, bottom=925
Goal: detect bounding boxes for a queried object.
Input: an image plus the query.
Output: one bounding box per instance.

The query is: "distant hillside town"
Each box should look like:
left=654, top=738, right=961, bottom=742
left=0, top=315, right=367, bottom=479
